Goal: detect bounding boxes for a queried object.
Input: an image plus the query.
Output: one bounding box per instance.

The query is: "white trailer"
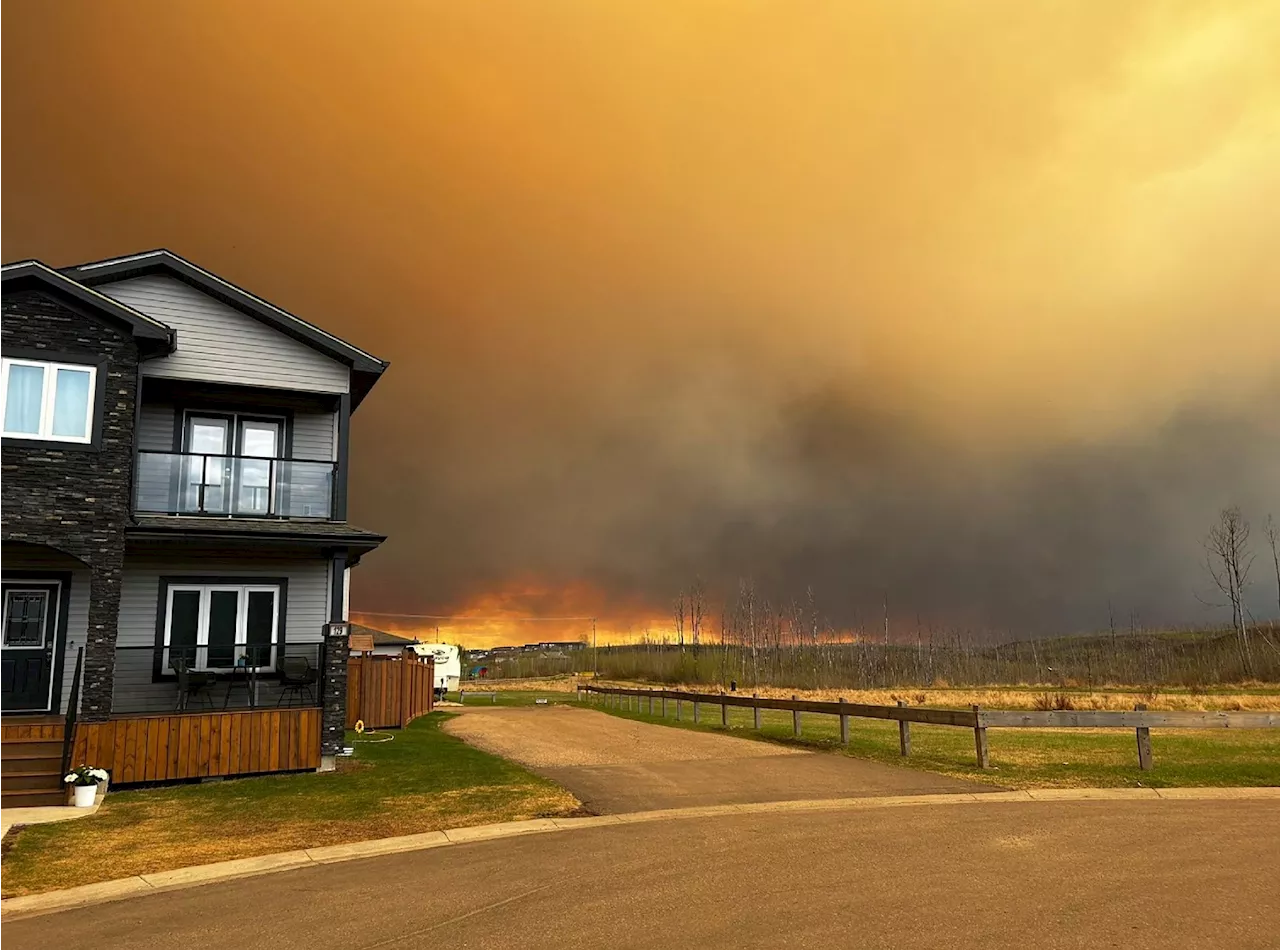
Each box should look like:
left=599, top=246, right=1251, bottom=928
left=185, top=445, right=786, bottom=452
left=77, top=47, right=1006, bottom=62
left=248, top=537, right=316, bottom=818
left=410, top=643, right=462, bottom=697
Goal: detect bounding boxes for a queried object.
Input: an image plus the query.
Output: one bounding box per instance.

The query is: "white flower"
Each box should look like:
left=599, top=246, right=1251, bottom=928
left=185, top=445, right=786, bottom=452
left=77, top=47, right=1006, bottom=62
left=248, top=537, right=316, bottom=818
left=90, top=769, right=109, bottom=782
left=64, top=774, right=77, bottom=783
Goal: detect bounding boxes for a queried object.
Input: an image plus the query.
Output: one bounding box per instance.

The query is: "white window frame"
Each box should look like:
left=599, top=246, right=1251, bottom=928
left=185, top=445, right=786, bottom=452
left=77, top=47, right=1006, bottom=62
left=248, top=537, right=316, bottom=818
left=163, top=584, right=281, bottom=672
left=0, top=357, right=97, bottom=444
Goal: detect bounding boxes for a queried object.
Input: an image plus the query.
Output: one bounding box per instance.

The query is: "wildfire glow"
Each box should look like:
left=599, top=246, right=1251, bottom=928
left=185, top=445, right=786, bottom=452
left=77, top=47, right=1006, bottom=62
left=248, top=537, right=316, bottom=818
left=350, top=580, right=671, bottom=650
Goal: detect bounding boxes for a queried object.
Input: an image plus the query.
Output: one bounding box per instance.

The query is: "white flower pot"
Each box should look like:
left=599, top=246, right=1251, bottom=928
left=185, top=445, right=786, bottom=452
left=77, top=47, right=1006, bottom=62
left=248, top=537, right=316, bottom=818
left=73, top=784, right=97, bottom=808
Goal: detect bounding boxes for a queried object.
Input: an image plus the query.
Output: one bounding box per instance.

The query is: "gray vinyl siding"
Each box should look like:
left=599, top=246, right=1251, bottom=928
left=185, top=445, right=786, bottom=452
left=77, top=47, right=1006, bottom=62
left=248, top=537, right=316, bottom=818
left=100, top=275, right=350, bottom=394
left=2, top=546, right=91, bottom=715
left=113, top=549, right=330, bottom=714
left=291, top=410, right=337, bottom=461
left=59, top=573, right=89, bottom=715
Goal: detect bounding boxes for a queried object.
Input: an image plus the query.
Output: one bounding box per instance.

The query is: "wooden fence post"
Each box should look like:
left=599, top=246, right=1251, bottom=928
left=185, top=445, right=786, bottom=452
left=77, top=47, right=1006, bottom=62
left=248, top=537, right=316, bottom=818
left=792, top=695, right=801, bottom=737
left=898, top=700, right=911, bottom=756
left=1135, top=703, right=1153, bottom=771
left=648, top=689, right=654, bottom=715
left=400, top=649, right=414, bottom=727
left=693, top=700, right=701, bottom=724
left=839, top=698, right=849, bottom=745
left=661, top=694, right=667, bottom=717
left=676, top=699, right=683, bottom=720
left=972, top=705, right=989, bottom=768
left=753, top=694, right=761, bottom=730
left=721, top=697, right=728, bottom=727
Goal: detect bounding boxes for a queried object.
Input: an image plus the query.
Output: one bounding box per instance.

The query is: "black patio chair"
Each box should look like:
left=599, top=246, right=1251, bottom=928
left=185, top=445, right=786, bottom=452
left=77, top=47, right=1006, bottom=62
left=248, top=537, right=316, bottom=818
left=172, top=652, right=214, bottom=711
left=277, top=655, right=318, bottom=707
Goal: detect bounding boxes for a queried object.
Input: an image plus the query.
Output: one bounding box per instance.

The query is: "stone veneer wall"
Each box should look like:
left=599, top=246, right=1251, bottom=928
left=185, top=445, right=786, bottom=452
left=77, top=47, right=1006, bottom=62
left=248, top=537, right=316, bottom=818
left=2, top=290, right=139, bottom=718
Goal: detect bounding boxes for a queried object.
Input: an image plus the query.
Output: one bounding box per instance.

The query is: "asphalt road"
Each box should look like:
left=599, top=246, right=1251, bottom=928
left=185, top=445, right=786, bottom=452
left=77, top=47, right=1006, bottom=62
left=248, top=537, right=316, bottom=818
left=8, top=800, right=1278, bottom=949
left=442, top=705, right=985, bottom=811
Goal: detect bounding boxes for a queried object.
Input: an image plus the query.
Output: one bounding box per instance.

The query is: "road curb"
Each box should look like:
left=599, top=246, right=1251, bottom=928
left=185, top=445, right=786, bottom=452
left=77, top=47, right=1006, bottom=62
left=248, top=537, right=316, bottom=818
left=4, top=786, right=1277, bottom=921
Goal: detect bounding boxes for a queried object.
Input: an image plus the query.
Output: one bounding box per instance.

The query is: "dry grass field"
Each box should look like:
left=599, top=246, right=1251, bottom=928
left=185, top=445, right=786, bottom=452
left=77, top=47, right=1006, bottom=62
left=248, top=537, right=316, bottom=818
left=459, top=675, right=1280, bottom=712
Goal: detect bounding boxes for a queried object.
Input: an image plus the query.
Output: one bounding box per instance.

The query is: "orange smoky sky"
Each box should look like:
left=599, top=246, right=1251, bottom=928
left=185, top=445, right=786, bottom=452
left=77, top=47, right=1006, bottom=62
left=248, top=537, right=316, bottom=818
left=4, top=1, right=1279, bottom=647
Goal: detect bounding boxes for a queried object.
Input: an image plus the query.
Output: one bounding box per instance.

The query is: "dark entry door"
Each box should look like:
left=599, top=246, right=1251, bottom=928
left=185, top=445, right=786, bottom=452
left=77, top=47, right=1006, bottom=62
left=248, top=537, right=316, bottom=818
left=1, top=582, right=61, bottom=711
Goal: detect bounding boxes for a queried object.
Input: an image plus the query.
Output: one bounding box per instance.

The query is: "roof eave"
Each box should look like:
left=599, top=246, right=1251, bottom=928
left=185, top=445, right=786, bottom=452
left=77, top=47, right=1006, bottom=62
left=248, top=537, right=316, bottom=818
left=1, top=261, right=176, bottom=354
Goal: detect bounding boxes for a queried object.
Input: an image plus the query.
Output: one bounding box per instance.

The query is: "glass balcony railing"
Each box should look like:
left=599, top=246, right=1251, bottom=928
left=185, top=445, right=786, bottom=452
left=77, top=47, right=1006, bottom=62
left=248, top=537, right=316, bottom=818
left=135, top=451, right=336, bottom=519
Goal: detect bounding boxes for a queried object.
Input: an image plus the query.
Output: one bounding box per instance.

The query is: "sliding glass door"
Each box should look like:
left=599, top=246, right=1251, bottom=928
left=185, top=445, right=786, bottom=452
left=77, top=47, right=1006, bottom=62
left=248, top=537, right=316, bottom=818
left=164, top=584, right=281, bottom=671
left=180, top=414, right=282, bottom=516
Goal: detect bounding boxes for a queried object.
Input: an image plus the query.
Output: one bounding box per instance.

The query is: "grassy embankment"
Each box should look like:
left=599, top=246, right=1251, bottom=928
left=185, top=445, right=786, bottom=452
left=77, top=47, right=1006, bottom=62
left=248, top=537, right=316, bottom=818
left=1, top=712, right=579, bottom=898
left=577, top=687, right=1280, bottom=790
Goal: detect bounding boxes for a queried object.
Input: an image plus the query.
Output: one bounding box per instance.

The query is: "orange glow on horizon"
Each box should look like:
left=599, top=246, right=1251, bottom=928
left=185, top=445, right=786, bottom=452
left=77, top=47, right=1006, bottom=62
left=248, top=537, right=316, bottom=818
left=351, top=580, right=672, bottom=650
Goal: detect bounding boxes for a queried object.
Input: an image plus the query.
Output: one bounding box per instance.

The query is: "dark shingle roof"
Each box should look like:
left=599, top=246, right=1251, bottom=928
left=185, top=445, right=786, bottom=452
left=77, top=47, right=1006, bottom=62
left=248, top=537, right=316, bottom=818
left=128, top=515, right=385, bottom=555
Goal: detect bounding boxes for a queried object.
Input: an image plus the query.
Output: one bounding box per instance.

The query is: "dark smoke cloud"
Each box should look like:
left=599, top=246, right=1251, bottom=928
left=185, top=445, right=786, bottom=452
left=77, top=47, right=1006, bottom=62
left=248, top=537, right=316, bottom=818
left=4, top=1, right=1278, bottom=639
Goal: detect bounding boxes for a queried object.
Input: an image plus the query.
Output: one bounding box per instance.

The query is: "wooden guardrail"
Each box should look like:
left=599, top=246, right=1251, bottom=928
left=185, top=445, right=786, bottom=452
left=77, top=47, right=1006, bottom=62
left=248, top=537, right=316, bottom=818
left=458, top=690, right=498, bottom=704
left=578, top=684, right=1278, bottom=771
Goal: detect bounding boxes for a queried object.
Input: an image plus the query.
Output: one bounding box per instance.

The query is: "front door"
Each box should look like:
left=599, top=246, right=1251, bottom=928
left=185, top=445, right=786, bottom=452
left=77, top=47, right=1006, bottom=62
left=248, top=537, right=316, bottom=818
left=0, top=581, right=62, bottom=712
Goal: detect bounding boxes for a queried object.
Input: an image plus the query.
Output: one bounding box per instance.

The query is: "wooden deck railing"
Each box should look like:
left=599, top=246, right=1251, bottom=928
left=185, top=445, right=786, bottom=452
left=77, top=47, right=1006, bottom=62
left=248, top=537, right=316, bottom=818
left=579, top=684, right=1279, bottom=770
left=72, top=708, right=323, bottom=784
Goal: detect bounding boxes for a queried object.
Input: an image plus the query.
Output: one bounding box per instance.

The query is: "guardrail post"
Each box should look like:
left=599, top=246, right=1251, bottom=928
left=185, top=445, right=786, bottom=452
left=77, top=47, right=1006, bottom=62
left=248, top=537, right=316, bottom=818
left=1135, top=703, right=1153, bottom=770
left=753, top=694, right=761, bottom=730
left=460, top=690, right=467, bottom=705
left=839, top=698, right=849, bottom=745
left=792, top=695, right=801, bottom=737
left=648, top=689, right=654, bottom=715
left=491, top=691, right=496, bottom=704
left=721, top=697, right=728, bottom=727
left=897, top=700, right=911, bottom=756
left=972, top=705, right=989, bottom=768
left=676, top=698, right=683, bottom=720
left=661, top=693, right=667, bottom=717
left=693, top=700, right=701, bottom=724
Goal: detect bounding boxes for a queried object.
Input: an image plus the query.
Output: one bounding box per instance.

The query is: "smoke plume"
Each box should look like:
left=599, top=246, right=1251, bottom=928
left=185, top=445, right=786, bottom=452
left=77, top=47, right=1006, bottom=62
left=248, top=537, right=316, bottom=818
left=4, top=1, right=1278, bottom=639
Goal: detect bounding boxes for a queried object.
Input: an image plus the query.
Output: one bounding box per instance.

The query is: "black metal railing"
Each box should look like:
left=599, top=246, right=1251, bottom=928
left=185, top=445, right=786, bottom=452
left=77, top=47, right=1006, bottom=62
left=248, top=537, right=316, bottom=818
left=134, top=451, right=336, bottom=519
left=62, top=646, right=84, bottom=776
left=111, top=642, right=325, bottom=715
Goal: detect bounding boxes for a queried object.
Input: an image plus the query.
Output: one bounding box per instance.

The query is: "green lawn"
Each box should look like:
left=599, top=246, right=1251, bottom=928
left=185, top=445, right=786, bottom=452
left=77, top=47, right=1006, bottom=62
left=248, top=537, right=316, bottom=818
left=582, top=694, right=1280, bottom=789
left=1, top=713, right=579, bottom=898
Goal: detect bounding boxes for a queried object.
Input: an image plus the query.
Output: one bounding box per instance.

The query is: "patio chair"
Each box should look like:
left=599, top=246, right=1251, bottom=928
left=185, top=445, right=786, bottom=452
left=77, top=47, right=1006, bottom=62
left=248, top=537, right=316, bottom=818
left=172, top=652, right=214, bottom=711
left=277, top=655, right=318, bottom=707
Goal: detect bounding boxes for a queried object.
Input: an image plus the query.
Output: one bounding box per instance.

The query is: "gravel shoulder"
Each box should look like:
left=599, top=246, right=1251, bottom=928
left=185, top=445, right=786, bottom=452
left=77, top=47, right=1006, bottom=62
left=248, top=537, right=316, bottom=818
left=442, top=706, right=986, bottom=812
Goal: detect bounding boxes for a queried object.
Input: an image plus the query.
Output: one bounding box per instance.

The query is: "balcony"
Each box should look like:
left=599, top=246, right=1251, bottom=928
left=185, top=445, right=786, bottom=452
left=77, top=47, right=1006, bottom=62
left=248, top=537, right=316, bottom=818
left=135, top=451, right=336, bottom=520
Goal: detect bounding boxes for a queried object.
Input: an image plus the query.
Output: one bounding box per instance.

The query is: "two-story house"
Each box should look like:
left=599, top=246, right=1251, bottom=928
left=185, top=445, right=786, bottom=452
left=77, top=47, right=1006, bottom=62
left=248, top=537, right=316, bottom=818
left=1, top=250, right=387, bottom=806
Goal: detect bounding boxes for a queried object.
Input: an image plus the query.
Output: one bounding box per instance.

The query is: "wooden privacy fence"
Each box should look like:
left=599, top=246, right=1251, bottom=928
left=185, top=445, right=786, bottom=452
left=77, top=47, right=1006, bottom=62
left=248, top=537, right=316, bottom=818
left=347, top=650, right=435, bottom=729
left=579, top=684, right=1279, bottom=771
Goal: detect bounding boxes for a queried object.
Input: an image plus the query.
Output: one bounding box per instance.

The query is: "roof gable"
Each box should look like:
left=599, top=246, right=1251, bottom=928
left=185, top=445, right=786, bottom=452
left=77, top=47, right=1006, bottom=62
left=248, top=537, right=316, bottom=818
left=1, top=260, right=175, bottom=355
left=62, top=250, right=388, bottom=407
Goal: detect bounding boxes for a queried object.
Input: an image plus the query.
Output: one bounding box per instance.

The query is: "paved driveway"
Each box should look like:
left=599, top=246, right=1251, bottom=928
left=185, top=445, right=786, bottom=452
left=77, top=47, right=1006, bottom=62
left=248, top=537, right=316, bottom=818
left=442, top=705, right=987, bottom=812
left=8, top=800, right=1277, bottom=949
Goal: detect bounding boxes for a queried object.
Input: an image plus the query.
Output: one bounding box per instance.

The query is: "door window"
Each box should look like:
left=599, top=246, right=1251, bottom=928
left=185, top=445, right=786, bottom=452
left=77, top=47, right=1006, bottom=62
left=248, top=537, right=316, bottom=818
left=236, top=420, right=280, bottom=515
left=3, top=590, right=49, bottom=647
left=183, top=416, right=231, bottom=513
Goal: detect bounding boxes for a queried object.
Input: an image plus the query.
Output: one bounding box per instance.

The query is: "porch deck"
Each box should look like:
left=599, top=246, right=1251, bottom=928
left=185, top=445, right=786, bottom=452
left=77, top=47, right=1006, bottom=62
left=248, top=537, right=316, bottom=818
left=71, top=707, right=323, bottom=784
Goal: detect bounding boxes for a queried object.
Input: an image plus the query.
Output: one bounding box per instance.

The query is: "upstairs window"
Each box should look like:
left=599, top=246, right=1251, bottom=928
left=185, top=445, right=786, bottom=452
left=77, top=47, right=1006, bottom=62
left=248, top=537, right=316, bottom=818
left=0, top=358, right=97, bottom=443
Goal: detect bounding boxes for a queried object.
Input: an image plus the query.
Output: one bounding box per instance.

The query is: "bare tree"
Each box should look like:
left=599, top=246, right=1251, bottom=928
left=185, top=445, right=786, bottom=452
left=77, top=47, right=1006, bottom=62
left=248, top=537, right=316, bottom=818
left=1205, top=505, right=1255, bottom=673
left=673, top=592, right=686, bottom=653
left=688, top=577, right=706, bottom=657
left=1265, top=514, right=1280, bottom=616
